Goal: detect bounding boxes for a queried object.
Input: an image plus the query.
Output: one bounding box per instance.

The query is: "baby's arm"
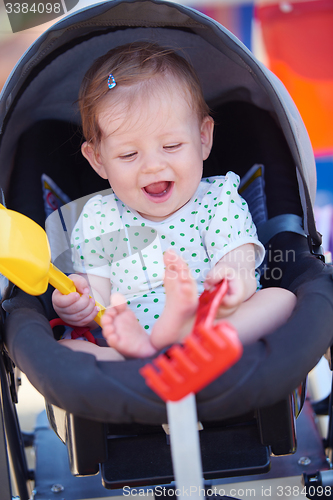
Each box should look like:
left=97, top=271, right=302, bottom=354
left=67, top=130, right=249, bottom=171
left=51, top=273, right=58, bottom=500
left=52, top=274, right=111, bottom=328
left=205, top=243, right=257, bottom=317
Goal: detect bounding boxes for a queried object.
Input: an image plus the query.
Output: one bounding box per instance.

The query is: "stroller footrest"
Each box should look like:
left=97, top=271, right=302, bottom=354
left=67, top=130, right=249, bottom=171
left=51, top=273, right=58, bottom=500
left=101, top=422, right=270, bottom=489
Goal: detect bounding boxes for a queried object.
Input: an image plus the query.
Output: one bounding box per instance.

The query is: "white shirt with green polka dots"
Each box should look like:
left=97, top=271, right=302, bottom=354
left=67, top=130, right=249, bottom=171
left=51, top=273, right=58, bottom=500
left=71, top=172, right=265, bottom=334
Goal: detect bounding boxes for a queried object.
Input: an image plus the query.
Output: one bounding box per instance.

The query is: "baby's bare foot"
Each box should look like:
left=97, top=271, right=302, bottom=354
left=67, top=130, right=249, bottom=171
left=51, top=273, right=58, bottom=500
left=150, top=250, right=198, bottom=349
left=101, top=293, right=157, bottom=358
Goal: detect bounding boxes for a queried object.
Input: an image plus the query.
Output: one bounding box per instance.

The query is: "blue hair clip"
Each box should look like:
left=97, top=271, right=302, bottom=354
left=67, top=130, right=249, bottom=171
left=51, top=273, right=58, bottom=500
left=107, top=73, right=116, bottom=89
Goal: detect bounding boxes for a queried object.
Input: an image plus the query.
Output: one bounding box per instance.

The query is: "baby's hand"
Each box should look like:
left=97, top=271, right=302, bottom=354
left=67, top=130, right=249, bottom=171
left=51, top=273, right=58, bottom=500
left=52, top=274, right=99, bottom=327
left=204, top=263, right=245, bottom=318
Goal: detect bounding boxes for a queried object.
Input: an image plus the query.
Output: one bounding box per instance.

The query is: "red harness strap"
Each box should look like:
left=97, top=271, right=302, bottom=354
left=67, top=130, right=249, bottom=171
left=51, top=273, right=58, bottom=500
left=49, top=318, right=98, bottom=345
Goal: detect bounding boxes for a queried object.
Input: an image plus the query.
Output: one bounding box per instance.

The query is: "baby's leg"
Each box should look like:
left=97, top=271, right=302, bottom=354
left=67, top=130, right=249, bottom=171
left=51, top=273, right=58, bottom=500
left=101, top=294, right=158, bottom=358
left=58, top=339, right=125, bottom=361
left=150, top=250, right=198, bottom=350
left=217, top=287, right=296, bottom=345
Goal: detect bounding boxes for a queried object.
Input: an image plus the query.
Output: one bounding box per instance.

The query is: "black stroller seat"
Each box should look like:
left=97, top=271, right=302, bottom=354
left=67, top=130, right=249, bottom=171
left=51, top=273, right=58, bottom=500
left=1, top=1, right=333, bottom=498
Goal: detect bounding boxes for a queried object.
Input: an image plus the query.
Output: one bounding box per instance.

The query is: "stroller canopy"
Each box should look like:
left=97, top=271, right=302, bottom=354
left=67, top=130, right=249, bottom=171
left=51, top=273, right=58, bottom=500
left=2, top=0, right=333, bottom=424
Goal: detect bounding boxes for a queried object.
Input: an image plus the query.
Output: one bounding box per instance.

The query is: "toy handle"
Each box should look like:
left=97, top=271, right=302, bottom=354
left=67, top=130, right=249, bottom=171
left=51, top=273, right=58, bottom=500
left=48, top=263, right=105, bottom=326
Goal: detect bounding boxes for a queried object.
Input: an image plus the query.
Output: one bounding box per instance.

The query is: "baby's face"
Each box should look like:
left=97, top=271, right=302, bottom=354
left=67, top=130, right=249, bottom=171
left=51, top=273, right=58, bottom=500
left=85, top=83, right=213, bottom=221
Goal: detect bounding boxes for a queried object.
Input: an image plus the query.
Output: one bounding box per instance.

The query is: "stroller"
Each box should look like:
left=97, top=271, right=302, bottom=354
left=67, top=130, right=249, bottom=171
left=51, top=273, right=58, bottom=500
left=1, top=0, right=333, bottom=498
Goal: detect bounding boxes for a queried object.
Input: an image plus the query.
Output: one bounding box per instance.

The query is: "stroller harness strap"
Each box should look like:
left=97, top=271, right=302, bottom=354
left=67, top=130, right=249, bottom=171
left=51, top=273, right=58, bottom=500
left=49, top=318, right=98, bottom=345
left=257, top=214, right=305, bottom=245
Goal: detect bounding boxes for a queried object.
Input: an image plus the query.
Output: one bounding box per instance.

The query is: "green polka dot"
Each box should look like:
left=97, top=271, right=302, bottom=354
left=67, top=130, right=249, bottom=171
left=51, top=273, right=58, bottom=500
left=153, top=298, right=159, bottom=303
left=169, top=225, right=174, bottom=229
left=234, top=215, right=239, bottom=219
left=91, top=249, right=96, bottom=253
left=222, top=217, right=227, bottom=222
left=83, top=213, right=88, bottom=218
left=144, top=308, right=149, bottom=313
left=90, top=226, right=95, bottom=230
left=132, top=260, right=137, bottom=264
left=180, top=233, right=185, bottom=237
left=144, top=325, right=149, bottom=330
left=171, top=241, right=175, bottom=245
left=80, top=255, right=84, bottom=260
left=137, top=304, right=141, bottom=308
left=200, top=219, right=205, bottom=223
left=211, top=242, right=215, bottom=247
left=215, top=229, right=220, bottom=234
left=192, top=253, right=197, bottom=257
left=226, top=191, right=231, bottom=195
left=154, top=314, right=159, bottom=319
left=180, top=219, right=185, bottom=222
left=152, top=273, right=158, bottom=277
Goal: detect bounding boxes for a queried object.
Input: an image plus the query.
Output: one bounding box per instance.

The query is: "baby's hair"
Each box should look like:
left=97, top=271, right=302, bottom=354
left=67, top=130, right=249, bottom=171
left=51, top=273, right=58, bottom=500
left=79, top=42, right=210, bottom=146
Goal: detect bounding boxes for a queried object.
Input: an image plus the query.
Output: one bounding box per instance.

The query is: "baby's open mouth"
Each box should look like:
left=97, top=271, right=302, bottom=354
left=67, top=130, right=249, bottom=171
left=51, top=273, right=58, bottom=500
left=143, top=181, right=172, bottom=197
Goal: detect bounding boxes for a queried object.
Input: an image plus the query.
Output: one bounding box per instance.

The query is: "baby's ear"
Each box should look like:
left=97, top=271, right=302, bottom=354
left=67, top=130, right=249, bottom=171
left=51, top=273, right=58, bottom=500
left=201, top=116, right=214, bottom=161
left=81, top=141, right=108, bottom=179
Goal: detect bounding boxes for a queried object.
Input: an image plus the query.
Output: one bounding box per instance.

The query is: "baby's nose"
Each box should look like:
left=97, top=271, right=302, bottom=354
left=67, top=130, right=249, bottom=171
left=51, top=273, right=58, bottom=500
left=142, top=155, right=166, bottom=173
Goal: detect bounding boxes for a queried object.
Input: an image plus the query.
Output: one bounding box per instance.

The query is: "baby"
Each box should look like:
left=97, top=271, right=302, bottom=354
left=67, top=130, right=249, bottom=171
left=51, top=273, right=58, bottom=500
left=53, top=42, right=296, bottom=360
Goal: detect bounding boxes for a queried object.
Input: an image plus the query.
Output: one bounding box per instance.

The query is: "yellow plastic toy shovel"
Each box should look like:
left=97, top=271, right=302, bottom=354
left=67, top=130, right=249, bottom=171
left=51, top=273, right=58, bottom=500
left=0, top=204, right=105, bottom=326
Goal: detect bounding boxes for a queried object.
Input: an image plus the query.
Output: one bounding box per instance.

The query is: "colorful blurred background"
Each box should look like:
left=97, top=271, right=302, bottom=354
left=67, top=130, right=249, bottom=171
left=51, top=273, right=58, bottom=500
left=1, top=0, right=333, bottom=249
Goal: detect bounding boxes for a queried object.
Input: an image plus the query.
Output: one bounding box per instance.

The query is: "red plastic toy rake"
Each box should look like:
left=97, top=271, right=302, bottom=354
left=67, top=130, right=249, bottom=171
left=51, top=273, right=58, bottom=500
left=140, top=280, right=243, bottom=499
left=140, top=279, right=243, bottom=402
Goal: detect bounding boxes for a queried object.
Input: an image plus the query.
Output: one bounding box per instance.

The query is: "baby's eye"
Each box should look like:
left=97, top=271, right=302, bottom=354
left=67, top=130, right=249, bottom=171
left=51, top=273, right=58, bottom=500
left=119, top=152, right=137, bottom=160
left=164, top=143, right=182, bottom=151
